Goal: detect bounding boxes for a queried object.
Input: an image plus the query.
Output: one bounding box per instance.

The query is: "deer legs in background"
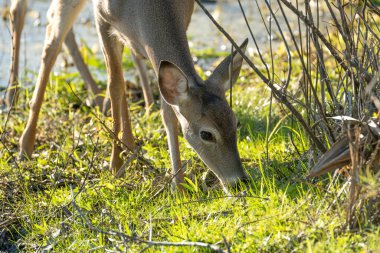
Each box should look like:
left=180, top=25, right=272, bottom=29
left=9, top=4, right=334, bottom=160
left=4, top=0, right=154, bottom=112
left=5, top=0, right=27, bottom=108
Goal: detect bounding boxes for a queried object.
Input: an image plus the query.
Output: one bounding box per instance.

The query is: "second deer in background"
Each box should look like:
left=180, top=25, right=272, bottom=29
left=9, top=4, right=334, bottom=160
left=4, top=0, right=154, bottom=112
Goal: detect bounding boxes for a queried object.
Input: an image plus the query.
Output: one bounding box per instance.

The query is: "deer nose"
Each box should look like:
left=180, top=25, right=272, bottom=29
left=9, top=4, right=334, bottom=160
left=240, top=175, right=250, bottom=185
left=224, top=171, right=249, bottom=187
left=234, top=175, right=251, bottom=191
left=222, top=174, right=250, bottom=192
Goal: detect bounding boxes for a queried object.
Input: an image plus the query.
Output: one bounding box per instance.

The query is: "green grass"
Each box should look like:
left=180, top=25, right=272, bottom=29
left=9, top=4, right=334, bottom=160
left=0, top=47, right=379, bottom=252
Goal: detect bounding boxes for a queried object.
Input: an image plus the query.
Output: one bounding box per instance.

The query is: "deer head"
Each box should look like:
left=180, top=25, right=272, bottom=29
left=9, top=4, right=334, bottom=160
left=158, top=40, right=249, bottom=187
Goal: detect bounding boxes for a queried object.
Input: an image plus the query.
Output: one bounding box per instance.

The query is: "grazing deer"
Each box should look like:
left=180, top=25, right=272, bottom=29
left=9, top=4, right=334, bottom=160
left=5, top=0, right=153, bottom=111
left=18, top=0, right=248, bottom=189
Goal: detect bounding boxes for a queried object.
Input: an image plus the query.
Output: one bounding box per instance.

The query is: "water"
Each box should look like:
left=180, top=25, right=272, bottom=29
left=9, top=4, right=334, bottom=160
left=0, top=0, right=314, bottom=89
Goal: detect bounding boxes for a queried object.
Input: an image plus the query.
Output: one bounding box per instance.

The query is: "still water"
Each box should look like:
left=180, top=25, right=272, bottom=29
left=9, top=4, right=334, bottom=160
left=0, top=0, right=307, bottom=89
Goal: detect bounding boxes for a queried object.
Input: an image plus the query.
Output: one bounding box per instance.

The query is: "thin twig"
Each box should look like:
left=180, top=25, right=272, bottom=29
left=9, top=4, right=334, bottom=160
left=195, top=0, right=326, bottom=152
left=70, top=186, right=226, bottom=252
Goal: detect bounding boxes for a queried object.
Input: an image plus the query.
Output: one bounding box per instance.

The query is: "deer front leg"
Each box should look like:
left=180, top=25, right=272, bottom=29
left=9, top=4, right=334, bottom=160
left=161, top=99, right=184, bottom=189
left=5, top=0, right=27, bottom=108
left=131, top=53, right=154, bottom=110
left=19, top=0, right=86, bottom=158
left=96, top=20, right=135, bottom=174
left=64, top=29, right=105, bottom=110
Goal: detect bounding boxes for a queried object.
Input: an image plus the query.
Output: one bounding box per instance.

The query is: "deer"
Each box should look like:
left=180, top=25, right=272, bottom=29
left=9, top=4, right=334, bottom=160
left=4, top=0, right=153, bottom=111
left=18, top=0, right=249, bottom=190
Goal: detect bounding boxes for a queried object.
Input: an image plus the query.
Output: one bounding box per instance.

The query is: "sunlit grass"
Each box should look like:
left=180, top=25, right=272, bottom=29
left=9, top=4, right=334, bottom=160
left=0, top=46, right=379, bottom=252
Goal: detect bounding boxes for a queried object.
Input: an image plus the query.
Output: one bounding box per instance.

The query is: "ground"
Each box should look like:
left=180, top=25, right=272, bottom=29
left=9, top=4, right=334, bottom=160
left=0, top=44, right=379, bottom=252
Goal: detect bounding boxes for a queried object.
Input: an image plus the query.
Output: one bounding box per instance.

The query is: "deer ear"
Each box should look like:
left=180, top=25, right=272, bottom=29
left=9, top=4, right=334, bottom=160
left=158, top=61, right=189, bottom=105
left=208, top=39, right=248, bottom=93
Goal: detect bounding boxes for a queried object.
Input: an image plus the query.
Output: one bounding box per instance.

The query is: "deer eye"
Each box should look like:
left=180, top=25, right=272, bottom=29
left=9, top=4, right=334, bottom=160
left=200, top=131, right=215, bottom=142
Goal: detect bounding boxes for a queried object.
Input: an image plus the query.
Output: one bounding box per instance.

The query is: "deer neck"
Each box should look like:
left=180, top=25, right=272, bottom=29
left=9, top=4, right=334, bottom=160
left=145, top=37, right=199, bottom=84
left=140, top=2, right=198, bottom=84
left=95, top=0, right=199, bottom=83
